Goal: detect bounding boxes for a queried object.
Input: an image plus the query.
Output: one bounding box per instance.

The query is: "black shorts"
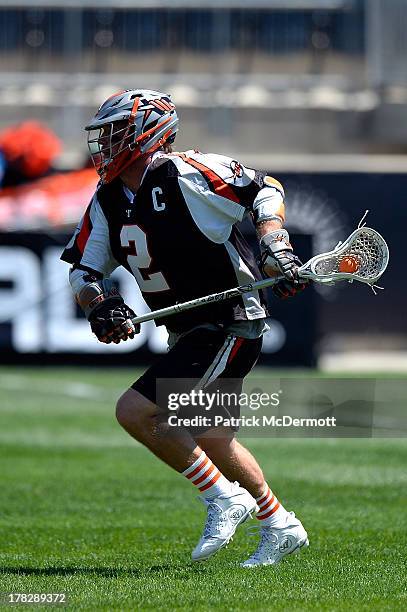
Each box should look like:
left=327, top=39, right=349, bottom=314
left=132, top=328, right=263, bottom=435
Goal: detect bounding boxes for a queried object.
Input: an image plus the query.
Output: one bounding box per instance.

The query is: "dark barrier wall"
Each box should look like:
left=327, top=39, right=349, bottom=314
left=0, top=231, right=316, bottom=367
left=277, top=172, right=399, bottom=337
left=0, top=170, right=399, bottom=366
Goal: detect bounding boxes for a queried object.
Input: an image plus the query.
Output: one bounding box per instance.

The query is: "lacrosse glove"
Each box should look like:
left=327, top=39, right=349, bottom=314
left=75, top=276, right=140, bottom=344
left=272, top=278, right=308, bottom=299
left=89, top=298, right=139, bottom=344
left=260, top=229, right=308, bottom=299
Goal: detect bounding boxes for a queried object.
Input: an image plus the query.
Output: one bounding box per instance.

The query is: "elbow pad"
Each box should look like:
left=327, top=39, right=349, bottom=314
left=252, top=186, right=285, bottom=224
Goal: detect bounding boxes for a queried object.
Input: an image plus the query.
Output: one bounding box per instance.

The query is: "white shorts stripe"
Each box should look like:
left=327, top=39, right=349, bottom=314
left=194, top=335, right=236, bottom=390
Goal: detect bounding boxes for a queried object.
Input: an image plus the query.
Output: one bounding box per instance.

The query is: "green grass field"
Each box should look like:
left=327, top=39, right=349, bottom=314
left=0, top=367, right=406, bottom=611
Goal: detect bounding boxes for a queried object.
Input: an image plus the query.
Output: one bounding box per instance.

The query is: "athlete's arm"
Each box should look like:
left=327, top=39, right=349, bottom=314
left=70, top=266, right=139, bottom=343
left=253, top=187, right=308, bottom=299
left=200, top=155, right=306, bottom=298
left=171, top=151, right=286, bottom=242
left=172, top=151, right=307, bottom=298
left=60, top=194, right=140, bottom=342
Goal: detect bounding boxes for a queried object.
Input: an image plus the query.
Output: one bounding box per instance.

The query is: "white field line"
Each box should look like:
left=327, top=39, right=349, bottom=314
left=245, top=437, right=407, bottom=452
left=2, top=375, right=405, bottom=433
left=0, top=429, right=138, bottom=448
left=0, top=373, right=140, bottom=447
left=319, top=352, right=407, bottom=373
left=0, top=373, right=120, bottom=402
left=272, top=464, right=407, bottom=487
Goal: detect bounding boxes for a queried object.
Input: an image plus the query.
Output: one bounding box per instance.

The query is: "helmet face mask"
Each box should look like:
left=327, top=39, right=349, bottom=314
left=87, top=121, right=136, bottom=180
left=85, top=89, right=178, bottom=184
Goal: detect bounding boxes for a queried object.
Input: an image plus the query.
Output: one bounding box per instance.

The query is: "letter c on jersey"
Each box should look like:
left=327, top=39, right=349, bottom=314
left=152, top=187, right=166, bottom=212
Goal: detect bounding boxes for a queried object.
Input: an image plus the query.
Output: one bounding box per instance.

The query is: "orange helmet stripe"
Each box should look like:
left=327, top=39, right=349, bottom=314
left=129, top=96, right=140, bottom=123
left=135, top=116, right=172, bottom=144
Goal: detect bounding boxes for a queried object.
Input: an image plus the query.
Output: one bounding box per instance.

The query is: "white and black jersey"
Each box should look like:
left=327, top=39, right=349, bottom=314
left=61, top=150, right=285, bottom=333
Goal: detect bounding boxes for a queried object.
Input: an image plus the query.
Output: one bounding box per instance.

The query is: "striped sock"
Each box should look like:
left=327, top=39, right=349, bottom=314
left=182, top=451, right=233, bottom=499
left=255, top=484, right=288, bottom=528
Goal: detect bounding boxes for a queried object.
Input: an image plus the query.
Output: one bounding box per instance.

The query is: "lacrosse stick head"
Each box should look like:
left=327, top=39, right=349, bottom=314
left=299, top=227, right=389, bottom=286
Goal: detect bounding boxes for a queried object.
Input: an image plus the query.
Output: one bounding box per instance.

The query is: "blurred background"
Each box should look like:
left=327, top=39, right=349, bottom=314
left=0, top=0, right=405, bottom=370
left=2, top=6, right=406, bottom=603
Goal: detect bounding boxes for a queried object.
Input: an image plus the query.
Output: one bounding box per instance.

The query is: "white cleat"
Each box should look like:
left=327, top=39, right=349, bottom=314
left=191, top=483, right=258, bottom=562
left=241, top=511, right=309, bottom=568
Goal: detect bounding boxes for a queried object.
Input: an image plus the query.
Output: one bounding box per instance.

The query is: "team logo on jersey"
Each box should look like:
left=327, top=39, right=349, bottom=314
left=230, top=160, right=244, bottom=182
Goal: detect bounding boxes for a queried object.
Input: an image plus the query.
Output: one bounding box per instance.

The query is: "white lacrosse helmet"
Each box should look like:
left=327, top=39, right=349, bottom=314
left=85, top=89, right=178, bottom=183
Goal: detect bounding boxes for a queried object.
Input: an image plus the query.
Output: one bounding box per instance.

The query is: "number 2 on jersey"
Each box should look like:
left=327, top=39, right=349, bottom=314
left=120, top=225, right=169, bottom=293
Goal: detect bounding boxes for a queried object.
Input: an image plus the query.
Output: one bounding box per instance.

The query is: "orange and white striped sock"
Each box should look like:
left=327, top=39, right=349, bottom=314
left=182, top=451, right=232, bottom=499
left=255, top=484, right=288, bottom=528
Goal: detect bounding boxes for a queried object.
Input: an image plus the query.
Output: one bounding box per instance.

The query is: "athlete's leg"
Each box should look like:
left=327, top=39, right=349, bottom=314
left=117, top=328, right=247, bottom=474
left=116, top=387, right=198, bottom=471
left=196, top=429, right=265, bottom=498
left=116, top=387, right=257, bottom=562
left=116, top=328, right=262, bottom=562
left=192, top=334, right=309, bottom=566
left=193, top=335, right=269, bottom=499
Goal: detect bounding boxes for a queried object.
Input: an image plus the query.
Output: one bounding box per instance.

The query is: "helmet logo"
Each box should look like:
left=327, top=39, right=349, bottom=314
left=151, top=98, right=176, bottom=113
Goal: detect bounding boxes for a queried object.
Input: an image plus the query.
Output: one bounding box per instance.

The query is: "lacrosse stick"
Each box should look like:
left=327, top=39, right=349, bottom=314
left=131, top=224, right=389, bottom=326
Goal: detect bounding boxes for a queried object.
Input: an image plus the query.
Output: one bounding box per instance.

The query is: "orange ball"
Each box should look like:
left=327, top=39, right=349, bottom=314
left=339, top=256, right=359, bottom=273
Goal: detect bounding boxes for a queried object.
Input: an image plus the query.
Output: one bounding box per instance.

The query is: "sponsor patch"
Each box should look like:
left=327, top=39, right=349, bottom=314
left=230, top=160, right=244, bottom=181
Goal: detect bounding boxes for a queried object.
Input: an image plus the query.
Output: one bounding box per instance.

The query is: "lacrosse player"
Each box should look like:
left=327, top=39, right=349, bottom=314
left=61, top=89, right=309, bottom=567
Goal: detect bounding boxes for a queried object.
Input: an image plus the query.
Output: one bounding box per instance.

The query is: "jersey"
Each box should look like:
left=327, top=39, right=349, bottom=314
left=61, top=150, right=285, bottom=333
